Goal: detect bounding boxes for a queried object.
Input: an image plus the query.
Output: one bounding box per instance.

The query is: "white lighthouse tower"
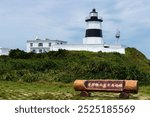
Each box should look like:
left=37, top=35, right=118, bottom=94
left=83, top=8, right=103, bottom=44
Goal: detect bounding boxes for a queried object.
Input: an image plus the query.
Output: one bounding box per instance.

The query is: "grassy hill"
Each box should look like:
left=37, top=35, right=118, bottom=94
left=0, top=47, right=150, bottom=100
left=0, top=47, right=150, bottom=85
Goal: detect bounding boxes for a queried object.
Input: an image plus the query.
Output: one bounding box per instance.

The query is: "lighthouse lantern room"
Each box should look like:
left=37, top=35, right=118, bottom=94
left=83, top=8, right=103, bottom=44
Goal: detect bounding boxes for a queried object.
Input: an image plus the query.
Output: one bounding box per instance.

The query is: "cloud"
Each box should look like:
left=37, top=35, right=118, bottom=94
left=0, top=0, right=149, bottom=58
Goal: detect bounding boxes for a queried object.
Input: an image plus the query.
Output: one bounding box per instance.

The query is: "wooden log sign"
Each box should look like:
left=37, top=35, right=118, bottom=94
left=74, top=80, right=138, bottom=94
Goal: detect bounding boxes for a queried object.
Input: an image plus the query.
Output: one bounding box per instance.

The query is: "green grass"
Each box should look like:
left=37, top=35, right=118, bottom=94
left=0, top=81, right=149, bottom=100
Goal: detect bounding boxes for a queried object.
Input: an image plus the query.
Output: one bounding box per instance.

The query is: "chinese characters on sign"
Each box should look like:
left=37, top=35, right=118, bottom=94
left=84, top=80, right=124, bottom=92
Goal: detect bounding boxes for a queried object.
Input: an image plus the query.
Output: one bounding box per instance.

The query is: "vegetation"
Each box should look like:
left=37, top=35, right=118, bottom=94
left=0, top=47, right=150, bottom=84
left=0, top=47, right=150, bottom=99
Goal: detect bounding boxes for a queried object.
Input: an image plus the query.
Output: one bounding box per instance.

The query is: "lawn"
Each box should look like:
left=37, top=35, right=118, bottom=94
left=0, top=81, right=149, bottom=100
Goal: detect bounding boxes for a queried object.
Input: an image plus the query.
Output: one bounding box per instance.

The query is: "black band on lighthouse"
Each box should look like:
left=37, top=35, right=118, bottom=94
left=86, top=17, right=103, bottom=22
left=85, top=29, right=103, bottom=37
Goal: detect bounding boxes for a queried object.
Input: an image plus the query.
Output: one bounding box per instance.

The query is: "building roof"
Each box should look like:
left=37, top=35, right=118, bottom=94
left=27, top=38, right=67, bottom=43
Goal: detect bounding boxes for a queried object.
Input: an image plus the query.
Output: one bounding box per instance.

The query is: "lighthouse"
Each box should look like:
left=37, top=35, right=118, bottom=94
left=83, top=9, right=103, bottom=44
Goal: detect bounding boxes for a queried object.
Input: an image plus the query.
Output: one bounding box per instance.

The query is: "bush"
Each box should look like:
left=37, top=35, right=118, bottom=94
left=0, top=71, right=19, bottom=81
left=30, top=59, right=58, bottom=72
left=9, top=49, right=28, bottom=59
left=0, top=48, right=149, bottom=85
left=22, top=73, right=40, bottom=83
left=53, top=72, right=75, bottom=83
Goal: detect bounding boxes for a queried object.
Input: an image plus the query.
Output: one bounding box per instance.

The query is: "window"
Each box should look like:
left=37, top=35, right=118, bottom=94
left=30, top=43, right=33, bottom=47
left=38, top=43, right=43, bottom=47
left=39, top=49, right=42, bottom=53
left=57, top=43, right=59, bottom=45
left=49, top=43, right=51, bottom=47
left=104, top=46, right=109, bottom=48
left=32, top=49, right=36, bottom=53
left=60, top=42, right=63, bottom=45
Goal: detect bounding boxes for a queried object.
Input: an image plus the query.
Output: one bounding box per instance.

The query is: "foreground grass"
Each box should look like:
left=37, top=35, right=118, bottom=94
left=0, top=81, right=149, bottom=100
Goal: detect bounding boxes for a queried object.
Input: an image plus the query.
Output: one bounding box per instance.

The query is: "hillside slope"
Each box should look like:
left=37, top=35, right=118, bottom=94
left=0, top=47, right=150, bottom=85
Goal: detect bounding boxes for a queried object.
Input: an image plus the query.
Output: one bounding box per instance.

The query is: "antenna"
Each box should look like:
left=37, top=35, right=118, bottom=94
left=115, top=29, right=120, bottom=44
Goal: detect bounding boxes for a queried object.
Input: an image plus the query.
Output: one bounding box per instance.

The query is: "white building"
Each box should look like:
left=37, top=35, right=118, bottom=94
left=27, top=9, right=125, bottom=54
left=27, top=38, right=67, bottom=53
left=0, top=47, right=10, bottom=55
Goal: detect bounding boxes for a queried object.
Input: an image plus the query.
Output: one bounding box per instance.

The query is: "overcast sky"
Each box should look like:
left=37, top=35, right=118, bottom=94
left=0, top=0, right=150, bottom=58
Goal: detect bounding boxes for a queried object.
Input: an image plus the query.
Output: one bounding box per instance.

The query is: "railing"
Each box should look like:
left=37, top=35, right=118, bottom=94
left=85, top=16, right=103, bottom=20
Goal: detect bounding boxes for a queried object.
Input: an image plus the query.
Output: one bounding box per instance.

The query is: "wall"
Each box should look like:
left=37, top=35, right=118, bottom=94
left=52, top=44, right=125, bottom=54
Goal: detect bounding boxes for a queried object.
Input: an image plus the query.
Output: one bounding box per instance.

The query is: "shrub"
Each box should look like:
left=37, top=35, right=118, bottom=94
left=0, top=71, right=19, bottom=81
left=22, top=73, right=40, bottom=83
left=0, top=48, right=149, bottom=85
left=9, top=49, right=28, bottom=59
left=54, top=72, right=75, bottom=83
